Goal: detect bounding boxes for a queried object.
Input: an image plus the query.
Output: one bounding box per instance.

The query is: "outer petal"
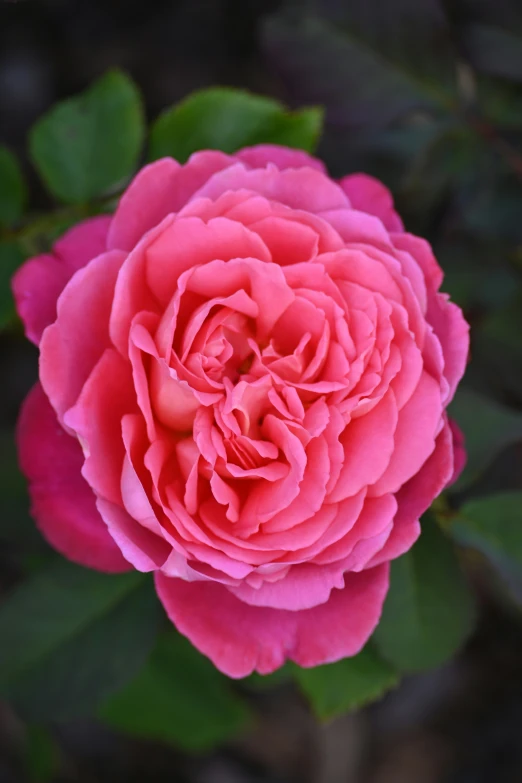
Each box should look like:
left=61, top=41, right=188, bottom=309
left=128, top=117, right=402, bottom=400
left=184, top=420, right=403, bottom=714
left=12, top=216, right=111, bottom=346
left=53, top=215, right=112, bottom=271
left=155, top=564, right=389, bottom=677
left=368, top=418, right=454, bottom=568
left=40, top=249, right=126, bottom=423
left=16, top=383, right=130, bottom=572
left=391, top=233, right=469, bottom=402
left=339, top=173, right=404, bottom=232
left=193, top=164, right=350, bottom=214
left=370, top=372, right=442, bottom=496
left=12, top=255, right=70, bottom=346
left=107, top=152, right=236, bottom=251
left=63, top=348, right=136, bottom=505
left=235, top=144, right=327, bottom=173
left=427, top=294, right=470, bottom=404
left=391, top=233, right=443, bottom=291
left=448, top=418, right=466, bottom=485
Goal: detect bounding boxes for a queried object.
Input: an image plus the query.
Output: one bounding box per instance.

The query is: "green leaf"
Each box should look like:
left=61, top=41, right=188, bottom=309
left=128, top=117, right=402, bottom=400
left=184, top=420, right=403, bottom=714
left=0, top=146, right=26, bottom=226
left=245, top=664, right=293, bottom=691
left=99, top=631, right=249, bottom=751
left=0, top=562, right=160, bottom=721
left=252, top=106, right=323, bottom=152
left=452, top=492, right=522, bottom=569
left=29, top=69, right=144, bottom=204
left=0, top=241, right=26, bottom=330
left=25, top=726, right=59, bottom=783
left=451, top=492, right=522, bottom=606
left=448, top=388, right=522, bottom=491
left=149, top=87, right=323, bottom=162
left=293, top=646, right=398, bottom=721
left=373, top=517, right=476, bottom=672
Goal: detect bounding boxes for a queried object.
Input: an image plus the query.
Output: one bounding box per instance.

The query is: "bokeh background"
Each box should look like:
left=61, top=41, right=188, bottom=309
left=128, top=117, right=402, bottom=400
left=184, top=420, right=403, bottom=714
left=2, top=0, right=522, bottom=781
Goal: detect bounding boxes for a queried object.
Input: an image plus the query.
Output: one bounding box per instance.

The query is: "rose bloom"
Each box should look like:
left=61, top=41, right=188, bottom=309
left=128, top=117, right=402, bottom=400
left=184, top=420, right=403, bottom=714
left=13, top=145, right=468, bottom=677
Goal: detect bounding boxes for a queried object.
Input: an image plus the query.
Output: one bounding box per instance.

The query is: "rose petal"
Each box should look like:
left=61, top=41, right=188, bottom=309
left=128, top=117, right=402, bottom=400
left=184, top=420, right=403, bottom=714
left=370, top=372, right=442, bottom=496
left=448, top=418, right=466, bottom=484
left=108, top=152, right=236, bottom=251
left=155, top=563, right=389, bottom=677
left=321, top=209, right=393, bottom=249
left=12, top=216, right=111, bottom=345
left=426, top=294, right=470, bottom=404
left=392, top=233, right=443, bottom=291
left=54, top=215, right=112, bottom=270
left=228, top=559, right=346, bottom=610
left=194, top=164, right=350, bottom=214
left=329, top=390, right=398, bottom=501
left=40, top=249, right=126, bottom=424
left=12, top=255, right=70, bottom=346
left=16, top=384, right=130, bottom=572
left=236, top=144, right=327, bottom=173
left=144, top=217, right=271, bottom=305
left=339, top=174, right=404, bottom=233
left=63, top=348, right=136, bottom=505
left=368, top=419, right=454, bottom=567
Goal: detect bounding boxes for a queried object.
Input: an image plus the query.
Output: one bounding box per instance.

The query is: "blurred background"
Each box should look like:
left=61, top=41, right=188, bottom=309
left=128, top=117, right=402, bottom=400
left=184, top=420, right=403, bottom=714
left=2, top=0, right=522, bottom=781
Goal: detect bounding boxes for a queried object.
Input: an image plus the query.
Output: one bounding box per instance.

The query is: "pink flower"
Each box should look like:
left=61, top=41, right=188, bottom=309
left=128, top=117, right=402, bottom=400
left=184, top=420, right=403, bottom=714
left=13, top=145, right=469, bottom=677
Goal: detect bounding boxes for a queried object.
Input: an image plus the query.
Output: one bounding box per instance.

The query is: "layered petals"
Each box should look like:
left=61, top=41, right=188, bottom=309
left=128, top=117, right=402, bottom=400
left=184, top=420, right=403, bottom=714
left=14, top=143, right=469, bottom=677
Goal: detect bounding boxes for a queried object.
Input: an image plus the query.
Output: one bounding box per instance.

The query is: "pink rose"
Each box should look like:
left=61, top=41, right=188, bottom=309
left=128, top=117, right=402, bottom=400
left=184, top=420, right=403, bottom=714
left=13, top=145, right=469, bottom=677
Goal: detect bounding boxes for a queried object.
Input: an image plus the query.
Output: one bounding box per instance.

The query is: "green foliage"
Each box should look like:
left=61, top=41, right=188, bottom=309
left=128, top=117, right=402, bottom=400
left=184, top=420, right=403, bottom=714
left=245, top=665, right=293, bottom=690
left=149, top=87, right=323, bottom=161
left=373, top=518, right=476, bottom=672
left=449, top=389, right=522, bottom=491
left=0, top=146, right=26, bottom=226
left=0, top=241, right=26, bottom=329
left=451, top=492, right=522, bottom=606
left=99, top=632, right=250, bottom=751
left=293, top=646, right=398, bottom=721
left=2, top=0, right=522, bottom=741
left=29, top=70, right=144, bottom=204
left=0, top=562, right=161, bottom=721
left=24, top=726, right=60, bottom=783
left=452, top=492, right=522, bottom=568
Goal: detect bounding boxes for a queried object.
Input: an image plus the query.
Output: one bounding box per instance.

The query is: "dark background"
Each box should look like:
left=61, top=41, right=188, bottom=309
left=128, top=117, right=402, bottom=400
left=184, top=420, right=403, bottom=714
left=2, top=1, right=522, bottom=781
